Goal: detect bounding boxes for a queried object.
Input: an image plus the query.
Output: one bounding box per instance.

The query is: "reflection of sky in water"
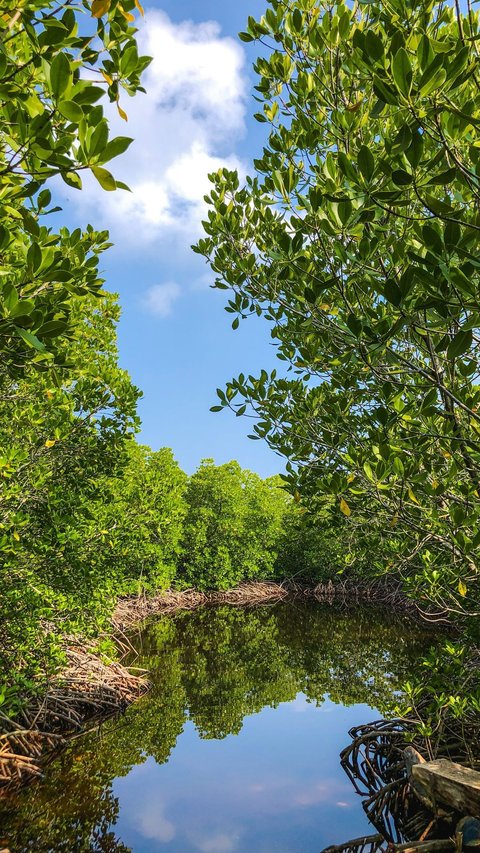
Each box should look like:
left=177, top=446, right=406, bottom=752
left=113, top=693, right=375, bottom=852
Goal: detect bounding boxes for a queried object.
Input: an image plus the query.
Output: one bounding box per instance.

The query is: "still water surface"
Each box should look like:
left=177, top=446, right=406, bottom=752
left=0, top=602, right=436, bottom=852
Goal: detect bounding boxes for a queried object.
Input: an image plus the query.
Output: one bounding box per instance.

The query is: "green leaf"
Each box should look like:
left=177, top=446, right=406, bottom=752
left=347, top=313, right=362, bottom=336
left=62, top=171, right=82, bottom=190
left=337, top=152, right=357, bottom=182
left=419, top=65, right=447, bottom=97
left=37, top=320, right=68, bottom=338
left=358, top=146, right=375, bottom=181
left=292, top=8, right=302, bottom=32
left=405, top=131, right=424, bottom=169
left=11, top=299, right=35, bottom=317
left=57, top=100, right=83, bottom=122
left=417, top=34, right=433, bottom=71
left=447, top=329, right=472, bottom=360
left=15, top=328, right=46, bottom=352
left=3, top=284, right=18, bottom=311
left=365, top=31, right=384, bottom=62
left=50, top=52, right=71, bottom=99
left=391, top=125, right=412, bottom=155
left=373, top=76, right=398, bottom=105
left=89, top=120, right=109, bottom=158
left=383, top=279, right=402, bottom=306
left=91, top=165, right=117, bottom=191
left=338, top=199, right=352, bottom=224
left=392, top=169, right=413, bottom=186
left=101, top=136, right=133, bottom=163
left=426, top=167, right=456, bottom=185
left=392, top=48, right=413, bottom=96
left=27, top=242, right=42, bottom=272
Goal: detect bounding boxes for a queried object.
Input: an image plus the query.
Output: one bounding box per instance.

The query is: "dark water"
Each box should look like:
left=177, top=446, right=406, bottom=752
left=0, top=602, right=437, bottom=853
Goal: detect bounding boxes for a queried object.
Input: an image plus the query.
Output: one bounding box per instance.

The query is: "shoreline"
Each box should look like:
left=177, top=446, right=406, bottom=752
left=0, top=578, right=428, bottom=795
left=112, top=578, right=421, bottom=630
left=0, top=643, right=148, bottom=793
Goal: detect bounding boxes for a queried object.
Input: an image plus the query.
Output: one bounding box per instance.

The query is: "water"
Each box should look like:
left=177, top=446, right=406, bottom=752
left=0, top=602, right=437, bottom=852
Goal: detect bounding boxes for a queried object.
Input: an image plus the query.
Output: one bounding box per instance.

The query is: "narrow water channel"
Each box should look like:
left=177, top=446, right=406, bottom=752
left=0, top=602, right=437, bottom=852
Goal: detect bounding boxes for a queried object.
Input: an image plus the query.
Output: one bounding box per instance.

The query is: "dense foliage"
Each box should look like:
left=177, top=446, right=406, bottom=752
left=0, top=0, right=149, bottom=376
left=0, top=0, right=150, bottom=704
left=179, top=460, right=289, bottom=589
left=198, top=0, right=480, bottom=615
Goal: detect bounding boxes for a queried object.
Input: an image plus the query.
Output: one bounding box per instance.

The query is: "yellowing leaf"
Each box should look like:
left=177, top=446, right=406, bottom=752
left=91, top=0, right=111, bottom=18
left=319, top=303, right=330, bottom=311
left=12, top=531, right=20, bottom=541
left=408, top=487, right=419, bottom=505
left=339, top=497, right=351, bottom=517
left=102, top=71, right=114, bottom=86
left=45, top=389, right=54, bottom=400
left=458, top=580, right=467, bottom=597
left=347, top=474, right=355, bottom=484
left=91, top=165, right=116, bottom=191
left=118, top=4, right=135, bottom=21
left=346, top=97, right=363, bottom=112
left=117, top=103, right=128, bottom=122
left=45, top=439, right=56, bottom=448
left=135, top=0, right=144, bottom=15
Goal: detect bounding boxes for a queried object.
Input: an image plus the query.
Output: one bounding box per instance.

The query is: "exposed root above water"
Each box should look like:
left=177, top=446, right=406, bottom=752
left=0, top=644, right=147, bottom=793
left=112, top=578, right=418, bottom=630
left=322, top=714, right=480, bottom=853
left=112, top=581, right=291, bottom=629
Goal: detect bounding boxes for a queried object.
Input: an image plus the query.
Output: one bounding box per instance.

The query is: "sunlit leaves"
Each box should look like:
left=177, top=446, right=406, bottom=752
left=197, top=0, right=480, bottom=615
left=0, top=0, right=149, bottom=372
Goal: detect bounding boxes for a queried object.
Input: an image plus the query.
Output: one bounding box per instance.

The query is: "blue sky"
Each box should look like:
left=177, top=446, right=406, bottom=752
left=61, top=0, right=282, bottom=477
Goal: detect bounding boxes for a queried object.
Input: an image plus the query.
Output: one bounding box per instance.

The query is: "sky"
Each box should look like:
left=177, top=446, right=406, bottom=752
left=60, top=0, right=283, bottom=476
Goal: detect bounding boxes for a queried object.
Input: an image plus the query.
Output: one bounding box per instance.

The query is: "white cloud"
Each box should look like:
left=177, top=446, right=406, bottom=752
left=73, top=10, right=247, bottom=243
left=197, top=833, right=238, bottom=853
left=143, top=14, right=245, bottom=133
left=135, top=799, right=176, bottom=842
left=143, top=281, right=181, bottom=316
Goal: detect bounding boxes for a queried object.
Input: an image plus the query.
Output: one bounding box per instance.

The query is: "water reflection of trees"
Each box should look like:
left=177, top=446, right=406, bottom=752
left=0, top=603, right=437, bottom=852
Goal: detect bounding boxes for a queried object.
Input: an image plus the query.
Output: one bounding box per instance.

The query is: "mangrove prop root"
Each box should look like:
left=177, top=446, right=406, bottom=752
left=324, top=717, right=480, bottom=853
left=112, top=579, right=418, bottom=630
left=0, top=645, right=147, bottom=793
